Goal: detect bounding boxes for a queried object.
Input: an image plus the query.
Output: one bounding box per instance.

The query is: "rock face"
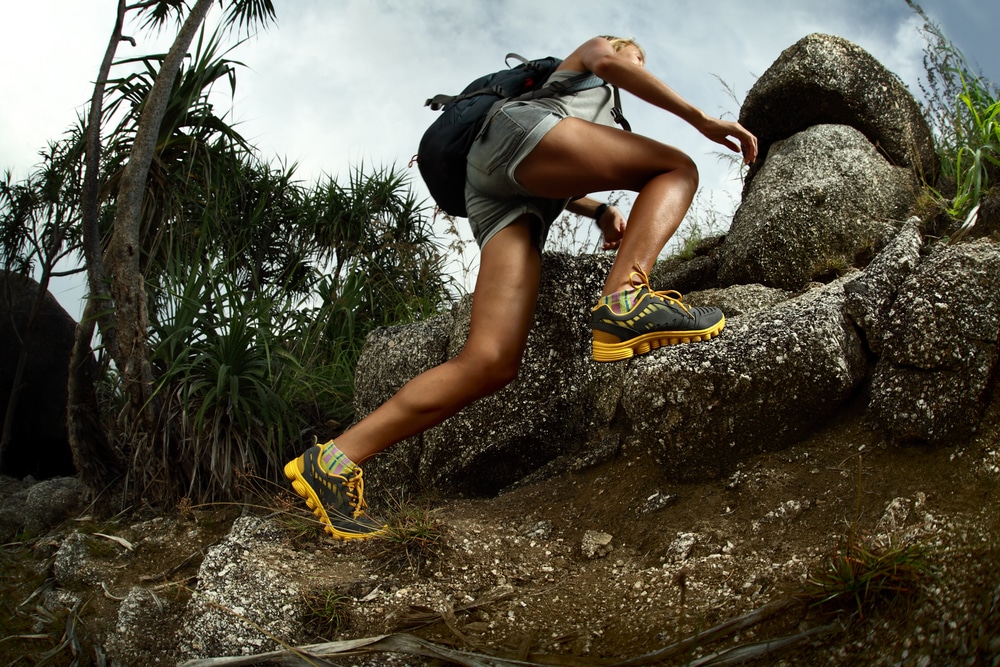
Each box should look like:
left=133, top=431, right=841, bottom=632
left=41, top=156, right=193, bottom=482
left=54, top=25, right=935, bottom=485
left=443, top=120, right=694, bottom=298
left=739, top=33, right=936, bottom=189
left=176, top=517, right=310, bottom=660
left=361, top=253, right=877, bottom=497
left=621, top=277, right=867, bottom=480
left=717, top=124, right=916, bottom=290
left=868, top=240, right=1000, bottom=443
left=844, top=217, right=924, bottom=355
left=0, top=272, right=77, bottom=479
left=354, top=33, right=999, bottom=501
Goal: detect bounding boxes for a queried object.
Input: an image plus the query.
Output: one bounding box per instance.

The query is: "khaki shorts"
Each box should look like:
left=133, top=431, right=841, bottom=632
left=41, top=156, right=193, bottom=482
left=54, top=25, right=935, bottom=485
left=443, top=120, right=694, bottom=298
left=465, top=103, right=570, bottom=249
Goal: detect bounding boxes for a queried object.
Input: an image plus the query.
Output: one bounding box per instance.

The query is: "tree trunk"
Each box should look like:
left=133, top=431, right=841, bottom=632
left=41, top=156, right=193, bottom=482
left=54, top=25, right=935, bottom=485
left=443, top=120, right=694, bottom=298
left=68, top=297, right=123, bottom=488
left=68, top=0, right=127, bottom=490
left=79, top=0, right=125, bottom=365
left=104, top=0, right=214, bottom=427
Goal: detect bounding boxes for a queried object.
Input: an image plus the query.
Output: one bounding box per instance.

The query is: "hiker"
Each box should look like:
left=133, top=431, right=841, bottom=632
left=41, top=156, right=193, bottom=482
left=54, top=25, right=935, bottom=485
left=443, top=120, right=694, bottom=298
left=285, top=35, right=758, bottom=539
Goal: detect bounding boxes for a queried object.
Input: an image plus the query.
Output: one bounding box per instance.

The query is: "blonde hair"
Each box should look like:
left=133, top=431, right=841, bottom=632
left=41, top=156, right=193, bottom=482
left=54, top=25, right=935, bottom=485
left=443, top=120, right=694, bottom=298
left=602, top=36, right=646, bottom=63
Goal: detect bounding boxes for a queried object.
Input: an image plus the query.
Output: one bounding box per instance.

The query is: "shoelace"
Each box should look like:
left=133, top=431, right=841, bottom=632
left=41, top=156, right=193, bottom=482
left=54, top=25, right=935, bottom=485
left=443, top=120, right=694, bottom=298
left=628, top=265, right=694, bottom=318
left=344, top=468, right=368, bottom=518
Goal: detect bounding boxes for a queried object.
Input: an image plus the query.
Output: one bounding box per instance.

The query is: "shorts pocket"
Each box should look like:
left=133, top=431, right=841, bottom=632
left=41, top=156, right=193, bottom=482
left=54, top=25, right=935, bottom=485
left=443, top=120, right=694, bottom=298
left=467, top=109, right=528, bottom=177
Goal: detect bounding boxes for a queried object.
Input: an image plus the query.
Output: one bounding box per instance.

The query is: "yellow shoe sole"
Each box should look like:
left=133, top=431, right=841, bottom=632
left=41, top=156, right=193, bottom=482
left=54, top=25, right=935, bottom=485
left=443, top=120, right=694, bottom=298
left=283, top=455, right=386, bottom=541
left=592, top=317, right=725, bottom=362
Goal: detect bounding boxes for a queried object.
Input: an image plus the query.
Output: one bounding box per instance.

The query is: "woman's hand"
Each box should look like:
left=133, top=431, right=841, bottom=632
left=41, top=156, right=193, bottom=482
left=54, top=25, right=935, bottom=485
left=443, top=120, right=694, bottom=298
left=696, top=116, right=758, bottom=165
left=598, top=205, right=627, bottom=251
left=565, top=197, right=626, bottom=250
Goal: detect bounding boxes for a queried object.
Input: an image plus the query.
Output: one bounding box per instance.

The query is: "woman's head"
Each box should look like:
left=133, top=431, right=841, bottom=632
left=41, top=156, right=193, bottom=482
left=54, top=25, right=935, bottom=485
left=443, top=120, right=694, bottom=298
left=601, top=36, right=645, bottom=64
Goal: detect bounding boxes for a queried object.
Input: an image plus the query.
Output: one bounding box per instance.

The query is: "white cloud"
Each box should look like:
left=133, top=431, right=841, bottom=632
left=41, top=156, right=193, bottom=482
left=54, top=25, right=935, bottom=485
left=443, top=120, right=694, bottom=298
left=3, top=0, right=998, bottom=312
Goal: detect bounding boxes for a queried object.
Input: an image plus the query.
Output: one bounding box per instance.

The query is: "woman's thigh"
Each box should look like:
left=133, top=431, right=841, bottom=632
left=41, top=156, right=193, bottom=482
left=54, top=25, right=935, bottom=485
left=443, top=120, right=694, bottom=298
left=514, top=118, right=697, bottom=199
left=458, top=218, right=542, bottom=374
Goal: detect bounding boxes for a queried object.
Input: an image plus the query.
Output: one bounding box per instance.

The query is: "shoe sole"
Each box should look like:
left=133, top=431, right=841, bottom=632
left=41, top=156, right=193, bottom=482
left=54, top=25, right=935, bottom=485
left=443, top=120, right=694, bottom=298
left=283, top=456, right=385, bottom=541
left=592, top=317, right=725, bottom=362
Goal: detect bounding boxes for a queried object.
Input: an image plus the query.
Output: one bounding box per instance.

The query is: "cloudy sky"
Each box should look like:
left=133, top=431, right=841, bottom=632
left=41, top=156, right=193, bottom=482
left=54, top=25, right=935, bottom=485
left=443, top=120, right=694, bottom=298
left=2, top=0, right=998, bottom=310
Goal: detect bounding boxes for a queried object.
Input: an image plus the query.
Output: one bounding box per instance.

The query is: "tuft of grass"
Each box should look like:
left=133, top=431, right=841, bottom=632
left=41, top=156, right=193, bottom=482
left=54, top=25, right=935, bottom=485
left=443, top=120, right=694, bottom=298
left=810, top=255, right=852, bottom=283
left=279, top=511, right=329, bottom=544
left=803, top=456, right=933, bottom=619
left=804, top=536, right=932, bottom=619
left=303, top=589, right=352, bottom=639
left=370, top=500, right=445, bottom=574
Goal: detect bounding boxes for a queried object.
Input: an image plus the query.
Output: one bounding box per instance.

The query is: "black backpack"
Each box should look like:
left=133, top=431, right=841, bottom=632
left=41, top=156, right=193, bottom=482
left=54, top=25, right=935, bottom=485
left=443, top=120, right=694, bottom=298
left=416, top=54, right=626, bottom=218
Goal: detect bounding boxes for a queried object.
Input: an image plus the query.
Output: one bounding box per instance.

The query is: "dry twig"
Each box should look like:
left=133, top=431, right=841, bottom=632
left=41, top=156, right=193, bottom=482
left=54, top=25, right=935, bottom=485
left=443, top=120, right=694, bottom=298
left=178, top=596, right=840, bottom=667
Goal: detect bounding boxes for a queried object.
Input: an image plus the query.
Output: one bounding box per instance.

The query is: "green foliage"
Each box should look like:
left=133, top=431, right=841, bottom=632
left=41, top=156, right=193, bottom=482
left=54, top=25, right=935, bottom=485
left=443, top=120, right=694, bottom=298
left=133, top=0, right=276, bottom=37
left=120, top=159, right=450, bottom=504
left=101, top=25, right=253, bottom=272
left=303, top=590, right=352, bottom=638
left=804, top=456, right=932, bottom=619
left=3, top=1, right=451, bottom=506
left=0, top=128, right=86, bottom=276
left=908, top=1, right=1000, bottom=221
left=127, top=254, right=293, bottom=501
left=805, top=536, right=931, bottom=619
left=947, top=76, right=1000, bottom=218
left=79, top=10, right=451, bottom=504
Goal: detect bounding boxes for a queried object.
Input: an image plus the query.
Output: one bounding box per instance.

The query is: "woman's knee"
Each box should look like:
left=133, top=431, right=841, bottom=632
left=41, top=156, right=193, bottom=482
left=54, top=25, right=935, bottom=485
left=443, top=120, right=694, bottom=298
left=670, top=152, right=699, bottom=189
left=646, top=152, right=698, bottom=201
left=635, top=146, right=698, bottom=193
left=479, top=353, right=523, bottom=393
left=456, top=347, right=523, bottom=395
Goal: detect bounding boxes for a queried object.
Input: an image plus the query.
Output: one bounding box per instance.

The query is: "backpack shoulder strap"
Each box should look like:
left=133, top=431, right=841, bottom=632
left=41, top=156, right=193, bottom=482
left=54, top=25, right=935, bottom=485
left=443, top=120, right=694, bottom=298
left=426, top=54, right=555, bottom=110
left=426, top=54, right=631, bottom=131
left=509, top=71, right=597, bottom=101
left=612, top=87, right=631, bottom=132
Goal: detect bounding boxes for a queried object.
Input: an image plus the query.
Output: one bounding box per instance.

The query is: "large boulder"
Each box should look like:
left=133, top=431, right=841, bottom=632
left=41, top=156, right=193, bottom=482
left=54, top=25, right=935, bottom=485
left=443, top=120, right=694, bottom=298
left=0, top=272, right=77, bottom=479
left=0, top=475, right=88, bottom=540
left=869, top=239, right=1000, bottom=443
left=739, top=33, right=936, bottom=191
left=358, top=254, right=868, bottom=495
left=717, top=124, right=916, bottom=290
left=844, top=217, right=924, bottom=354
left=620, top=277, right=867, bottom=480
left=176, top=517, right=310, bottom=660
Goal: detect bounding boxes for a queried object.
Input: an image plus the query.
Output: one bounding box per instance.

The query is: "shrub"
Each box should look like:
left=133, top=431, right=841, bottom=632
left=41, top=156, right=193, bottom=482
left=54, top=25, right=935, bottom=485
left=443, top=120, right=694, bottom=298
left=908, top=1, right=1000, bottom=222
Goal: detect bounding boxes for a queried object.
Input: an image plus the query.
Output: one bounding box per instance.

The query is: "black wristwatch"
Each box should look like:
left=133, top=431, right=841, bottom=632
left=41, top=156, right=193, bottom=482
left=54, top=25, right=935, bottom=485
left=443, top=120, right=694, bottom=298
left=594, top=203, right=610, bottom=221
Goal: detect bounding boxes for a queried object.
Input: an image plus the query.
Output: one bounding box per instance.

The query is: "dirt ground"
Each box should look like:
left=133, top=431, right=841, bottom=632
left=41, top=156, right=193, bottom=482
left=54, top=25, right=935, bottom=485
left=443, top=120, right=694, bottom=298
left=2, top=392, right=999, bottom=666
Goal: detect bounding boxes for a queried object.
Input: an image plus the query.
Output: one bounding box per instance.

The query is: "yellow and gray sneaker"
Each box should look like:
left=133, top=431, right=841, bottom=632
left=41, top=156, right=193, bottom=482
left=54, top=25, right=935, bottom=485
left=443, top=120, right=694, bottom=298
left=284, top=443, right=387, bottom=540
left=590, top=266, right=725, bottom=362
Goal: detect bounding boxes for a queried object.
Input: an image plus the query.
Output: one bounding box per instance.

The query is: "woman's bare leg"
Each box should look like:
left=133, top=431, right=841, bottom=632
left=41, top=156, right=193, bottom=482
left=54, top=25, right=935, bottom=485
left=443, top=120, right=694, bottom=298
left=334, top=218, right=541, bottom=464
left=514, top=118, right=699, bottom=295
left=332, top=121, right=696, bottom=462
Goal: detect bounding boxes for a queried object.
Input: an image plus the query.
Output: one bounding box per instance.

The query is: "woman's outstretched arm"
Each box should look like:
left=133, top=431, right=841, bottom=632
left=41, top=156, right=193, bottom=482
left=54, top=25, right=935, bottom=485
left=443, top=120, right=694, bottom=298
left=561, top=37, right=758, bottom=164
